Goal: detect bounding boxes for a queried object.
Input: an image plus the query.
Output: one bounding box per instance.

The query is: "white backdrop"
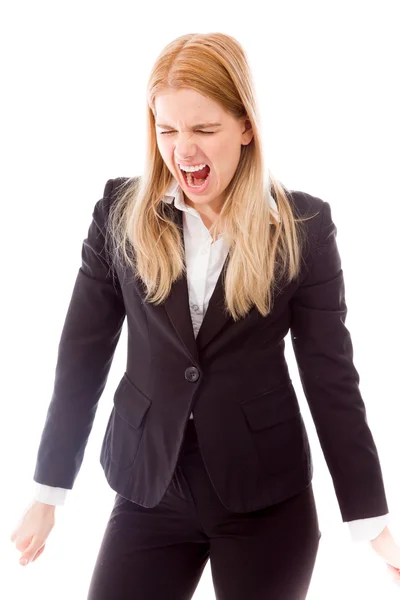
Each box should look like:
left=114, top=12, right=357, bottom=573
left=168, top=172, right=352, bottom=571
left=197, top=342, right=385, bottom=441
left=2, top=0, right=399, bottom=598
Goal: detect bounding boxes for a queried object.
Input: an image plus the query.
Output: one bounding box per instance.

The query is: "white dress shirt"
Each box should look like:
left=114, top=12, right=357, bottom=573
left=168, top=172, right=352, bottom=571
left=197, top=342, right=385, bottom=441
left=33, top=177, right=390, bottom=543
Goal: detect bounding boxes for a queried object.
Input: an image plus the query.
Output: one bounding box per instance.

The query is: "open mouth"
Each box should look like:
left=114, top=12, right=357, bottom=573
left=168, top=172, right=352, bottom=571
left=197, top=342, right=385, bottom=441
left=179, top=164, right=211, bottom=188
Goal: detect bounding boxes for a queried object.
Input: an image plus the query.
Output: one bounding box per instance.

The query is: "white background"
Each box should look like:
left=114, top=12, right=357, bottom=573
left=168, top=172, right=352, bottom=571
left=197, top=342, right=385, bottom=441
left=1, top=0, right=399, bottom=598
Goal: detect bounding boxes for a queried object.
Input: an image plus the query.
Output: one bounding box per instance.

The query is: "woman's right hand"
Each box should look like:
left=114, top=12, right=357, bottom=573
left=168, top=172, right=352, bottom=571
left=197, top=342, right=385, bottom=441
left=10, top=500, right=56, bottom=566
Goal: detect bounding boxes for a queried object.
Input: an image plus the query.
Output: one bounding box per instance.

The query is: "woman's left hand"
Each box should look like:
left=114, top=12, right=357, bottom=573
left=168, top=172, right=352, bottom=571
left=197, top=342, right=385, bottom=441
left=370, top=526, right=400, bottom=584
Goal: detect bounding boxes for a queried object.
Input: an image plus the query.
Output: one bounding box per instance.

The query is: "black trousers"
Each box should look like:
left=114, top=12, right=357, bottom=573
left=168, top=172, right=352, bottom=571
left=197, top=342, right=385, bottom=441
left=87, top=419, right=321, bottom=599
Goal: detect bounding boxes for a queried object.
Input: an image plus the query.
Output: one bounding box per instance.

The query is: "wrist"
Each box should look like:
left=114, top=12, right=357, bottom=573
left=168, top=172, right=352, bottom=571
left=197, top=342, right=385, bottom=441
left=370, top=526, right=392, bottom=549
left=34, top=500, right=57, bottom=511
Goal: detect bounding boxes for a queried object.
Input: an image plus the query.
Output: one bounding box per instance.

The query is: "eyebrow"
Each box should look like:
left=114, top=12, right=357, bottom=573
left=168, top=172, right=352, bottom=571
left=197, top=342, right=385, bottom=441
left=155, top=122, right=222, bottom=129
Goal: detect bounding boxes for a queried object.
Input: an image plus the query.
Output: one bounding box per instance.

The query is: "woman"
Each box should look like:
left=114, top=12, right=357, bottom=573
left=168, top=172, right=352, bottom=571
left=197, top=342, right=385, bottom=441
left=10, top=32, right=400, bottom=598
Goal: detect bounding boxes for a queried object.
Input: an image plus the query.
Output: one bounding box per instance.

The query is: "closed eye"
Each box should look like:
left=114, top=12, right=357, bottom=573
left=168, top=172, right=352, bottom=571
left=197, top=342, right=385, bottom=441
left=160, top=131, right=215, bottom=135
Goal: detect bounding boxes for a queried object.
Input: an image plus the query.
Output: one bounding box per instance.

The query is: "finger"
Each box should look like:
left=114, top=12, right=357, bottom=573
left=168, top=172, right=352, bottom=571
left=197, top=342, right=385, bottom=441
left=387, top=564, right=400, bottom=582
left=17, top=535, right=34, bottom=551
left=10, top=524, right=22, bottom=542
left=20, top=535, right=41, bottom=565
left=31, top=545, right=45, bottom=563
left=387, top=564, right=400, bottom=574
left=10, top=530, right=18, bottom=543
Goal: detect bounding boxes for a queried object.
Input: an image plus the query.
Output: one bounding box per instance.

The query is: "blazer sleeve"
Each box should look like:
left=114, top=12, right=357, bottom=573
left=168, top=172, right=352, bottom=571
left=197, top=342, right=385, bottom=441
left=289, top=200, right=389, bottom=523
left=32, top=178, right=126, bottom=490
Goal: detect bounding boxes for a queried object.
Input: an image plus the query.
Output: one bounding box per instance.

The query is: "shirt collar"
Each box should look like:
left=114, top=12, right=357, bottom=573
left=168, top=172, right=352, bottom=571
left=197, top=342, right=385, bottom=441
left=163, top=176, right=280, bottom=223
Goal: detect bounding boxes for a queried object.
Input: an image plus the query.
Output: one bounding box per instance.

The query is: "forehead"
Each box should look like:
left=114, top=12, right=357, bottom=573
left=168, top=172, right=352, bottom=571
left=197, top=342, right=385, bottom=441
left=154, top=88, right=224, bottom=123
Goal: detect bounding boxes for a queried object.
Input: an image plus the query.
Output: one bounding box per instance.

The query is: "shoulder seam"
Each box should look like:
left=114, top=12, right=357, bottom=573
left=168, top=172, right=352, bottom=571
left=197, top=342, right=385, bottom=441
left=316, top=200, right=327, bottom=246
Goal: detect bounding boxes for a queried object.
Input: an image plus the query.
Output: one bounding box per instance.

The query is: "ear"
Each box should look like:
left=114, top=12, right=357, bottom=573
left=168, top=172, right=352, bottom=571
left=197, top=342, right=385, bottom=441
left=241, top=118, right=254, bottom=146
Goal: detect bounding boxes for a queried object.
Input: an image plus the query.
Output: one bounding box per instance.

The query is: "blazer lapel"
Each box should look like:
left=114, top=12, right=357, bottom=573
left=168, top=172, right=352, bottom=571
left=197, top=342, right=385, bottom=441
left=163, top=204, right=232, bottom=362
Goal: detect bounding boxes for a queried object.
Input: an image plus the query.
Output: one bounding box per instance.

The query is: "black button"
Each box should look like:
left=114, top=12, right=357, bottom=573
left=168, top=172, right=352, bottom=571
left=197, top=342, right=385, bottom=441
left=185, top=366, right=200, bottom=382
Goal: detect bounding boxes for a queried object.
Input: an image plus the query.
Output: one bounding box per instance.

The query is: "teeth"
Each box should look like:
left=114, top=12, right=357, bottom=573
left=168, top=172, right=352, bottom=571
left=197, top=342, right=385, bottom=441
left=179, top=163, right=207, bottom=172
left=185, top=170, right=209, bottom=187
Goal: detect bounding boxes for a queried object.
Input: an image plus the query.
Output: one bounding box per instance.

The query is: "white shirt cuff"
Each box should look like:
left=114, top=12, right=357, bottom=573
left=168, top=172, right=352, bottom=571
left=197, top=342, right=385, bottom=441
left=347, top=514, right=390, bottom=542
left=32, top=481, right=69, bottom=506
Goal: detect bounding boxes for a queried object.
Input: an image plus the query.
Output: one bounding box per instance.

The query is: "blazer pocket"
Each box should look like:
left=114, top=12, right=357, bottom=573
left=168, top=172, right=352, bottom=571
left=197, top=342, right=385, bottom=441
left=110, top=373, right=151, bottom=469
left=239, top=381, right=307, bottom=474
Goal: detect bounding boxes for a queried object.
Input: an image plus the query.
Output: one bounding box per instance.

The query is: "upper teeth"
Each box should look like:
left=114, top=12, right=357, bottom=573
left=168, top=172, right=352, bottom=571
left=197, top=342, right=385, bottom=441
left=179, top=163, right=207, bottom=172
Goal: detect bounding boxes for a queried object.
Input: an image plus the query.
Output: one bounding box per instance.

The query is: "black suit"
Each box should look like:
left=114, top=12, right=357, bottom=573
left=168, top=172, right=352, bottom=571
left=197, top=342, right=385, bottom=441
left=33, top=177, right=389, bottom=523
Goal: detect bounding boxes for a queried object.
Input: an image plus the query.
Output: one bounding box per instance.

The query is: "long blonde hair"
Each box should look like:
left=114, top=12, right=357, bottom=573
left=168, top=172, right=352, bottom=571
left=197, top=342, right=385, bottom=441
left=107, top=33, right=316, bottom=322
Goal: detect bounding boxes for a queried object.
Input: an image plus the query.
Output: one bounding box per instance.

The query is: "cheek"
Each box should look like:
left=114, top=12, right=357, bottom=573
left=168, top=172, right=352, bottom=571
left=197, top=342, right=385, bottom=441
left=158, top=139, right=176, bottom=161
left=156, top=141, right=171, bottom=164
left=213, top=135, right=235, bottom=159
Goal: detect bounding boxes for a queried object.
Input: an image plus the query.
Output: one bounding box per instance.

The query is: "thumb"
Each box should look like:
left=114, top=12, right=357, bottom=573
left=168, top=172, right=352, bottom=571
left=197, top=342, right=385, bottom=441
left=20, top=536, right=40, bottom=566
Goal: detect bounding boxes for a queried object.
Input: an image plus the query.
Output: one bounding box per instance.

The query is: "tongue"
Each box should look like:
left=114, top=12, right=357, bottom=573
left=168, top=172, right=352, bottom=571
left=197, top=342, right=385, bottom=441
left=191, top=165, right=210, bottom=179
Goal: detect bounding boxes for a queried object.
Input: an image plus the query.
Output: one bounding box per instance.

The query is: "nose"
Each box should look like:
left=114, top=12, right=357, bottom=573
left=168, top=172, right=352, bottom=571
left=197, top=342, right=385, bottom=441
left=173, top=132, right=199, bottom=161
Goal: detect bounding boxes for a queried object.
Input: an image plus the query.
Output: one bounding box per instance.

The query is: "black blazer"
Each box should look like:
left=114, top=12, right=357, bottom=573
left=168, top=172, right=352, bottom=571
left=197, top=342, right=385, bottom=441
left=33, top=177, right=389, bottom=520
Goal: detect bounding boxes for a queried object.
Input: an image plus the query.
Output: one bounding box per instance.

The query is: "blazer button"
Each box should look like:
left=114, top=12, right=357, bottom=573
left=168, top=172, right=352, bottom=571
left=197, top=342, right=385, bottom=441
left=185, top=366, right=200, bottom=382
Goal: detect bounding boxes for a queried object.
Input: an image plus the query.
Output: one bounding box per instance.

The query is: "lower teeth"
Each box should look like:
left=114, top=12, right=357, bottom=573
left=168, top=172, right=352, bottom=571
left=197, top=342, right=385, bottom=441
left=186, top=172, right=208, bottom=188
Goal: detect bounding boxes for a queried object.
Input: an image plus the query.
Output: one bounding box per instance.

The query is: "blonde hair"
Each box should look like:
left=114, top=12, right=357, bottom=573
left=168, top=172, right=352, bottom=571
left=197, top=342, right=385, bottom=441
left=107, top=33, right=317, bottom=322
